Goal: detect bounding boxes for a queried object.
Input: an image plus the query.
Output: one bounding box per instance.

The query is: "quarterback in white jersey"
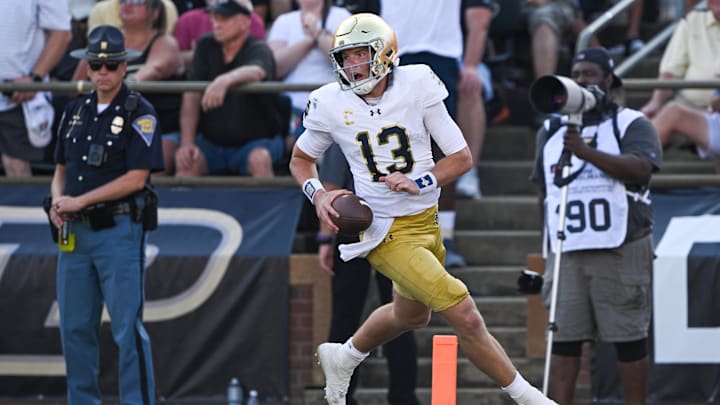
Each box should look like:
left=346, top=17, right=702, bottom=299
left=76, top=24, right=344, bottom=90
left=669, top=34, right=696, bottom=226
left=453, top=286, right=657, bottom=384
left=289, top=13, right=557, bottom=405
left=297, top=63, right=467, bottom=219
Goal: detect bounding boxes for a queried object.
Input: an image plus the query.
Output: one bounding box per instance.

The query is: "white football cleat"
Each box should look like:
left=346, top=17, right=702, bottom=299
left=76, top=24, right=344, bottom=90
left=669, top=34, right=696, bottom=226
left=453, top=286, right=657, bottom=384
left=316, top=343, right=355, bottom=405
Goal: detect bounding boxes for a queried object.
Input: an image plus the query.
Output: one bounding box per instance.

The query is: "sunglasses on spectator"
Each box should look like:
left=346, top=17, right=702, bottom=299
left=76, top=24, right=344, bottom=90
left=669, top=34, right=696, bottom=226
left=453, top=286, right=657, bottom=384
left=120, top=0, right=146, bottom=4
left=88, top=61, right=122, bottom=71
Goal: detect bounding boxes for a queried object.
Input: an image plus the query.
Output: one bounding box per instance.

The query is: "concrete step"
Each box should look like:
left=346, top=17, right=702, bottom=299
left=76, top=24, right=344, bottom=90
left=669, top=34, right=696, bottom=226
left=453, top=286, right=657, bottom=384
left=428, top=296, right=526, bottom=329
left=454, top=230, right=541, bottom=266
left=456, top=196, right=539, bottom=231
left=408, top=325, right=527, bottom=360
left=482, top=126, right=538, bottom=160
left=304, top=386, right=518, bottom=405
left=477, top=160, right=717, bottom=195
left=352, top=354, right=544, bottom=390
left=449, top=266, right=525, bottom=297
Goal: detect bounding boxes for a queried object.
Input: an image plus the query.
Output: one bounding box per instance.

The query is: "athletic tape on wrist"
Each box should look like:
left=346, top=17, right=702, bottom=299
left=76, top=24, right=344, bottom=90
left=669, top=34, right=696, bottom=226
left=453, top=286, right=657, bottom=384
left=302, top=178, right=325, bottom=204
left=414, top=172, right=438, bottom=194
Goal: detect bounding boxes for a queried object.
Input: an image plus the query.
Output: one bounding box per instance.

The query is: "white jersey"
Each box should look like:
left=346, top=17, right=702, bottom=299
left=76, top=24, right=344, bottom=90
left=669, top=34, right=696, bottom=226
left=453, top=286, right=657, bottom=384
left=296, top=64, right=467, bottom=218
left=543, top=109, right=645, bottom=252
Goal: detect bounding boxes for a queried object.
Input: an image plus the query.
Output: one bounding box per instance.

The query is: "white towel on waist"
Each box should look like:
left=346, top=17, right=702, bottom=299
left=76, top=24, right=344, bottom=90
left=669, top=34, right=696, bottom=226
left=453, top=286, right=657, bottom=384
left=339, top=217, right=393, bottom=262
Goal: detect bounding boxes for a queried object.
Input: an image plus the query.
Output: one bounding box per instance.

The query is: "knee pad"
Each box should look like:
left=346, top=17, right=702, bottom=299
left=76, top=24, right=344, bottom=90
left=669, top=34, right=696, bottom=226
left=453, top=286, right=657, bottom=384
left=551, top=340, right=583, bottom=357
left=615, top=338, right=648, bottom=362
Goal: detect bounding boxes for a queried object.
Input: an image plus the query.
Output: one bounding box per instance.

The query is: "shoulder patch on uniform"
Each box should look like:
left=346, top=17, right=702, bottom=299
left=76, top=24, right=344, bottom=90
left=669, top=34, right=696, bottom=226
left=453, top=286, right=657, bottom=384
left=132, top=114, right=157, bottom=147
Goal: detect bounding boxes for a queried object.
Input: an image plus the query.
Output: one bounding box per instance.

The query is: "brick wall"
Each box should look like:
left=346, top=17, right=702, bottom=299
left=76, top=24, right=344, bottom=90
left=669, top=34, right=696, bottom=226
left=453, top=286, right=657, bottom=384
left=289, top=285, right=315, bottom=405
left=288, top=255, right=331, bottom=405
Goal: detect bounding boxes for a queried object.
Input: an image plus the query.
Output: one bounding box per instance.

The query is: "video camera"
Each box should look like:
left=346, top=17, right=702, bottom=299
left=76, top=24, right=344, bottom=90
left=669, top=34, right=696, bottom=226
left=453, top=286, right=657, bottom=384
left=529, top=75, right=605, bottom=124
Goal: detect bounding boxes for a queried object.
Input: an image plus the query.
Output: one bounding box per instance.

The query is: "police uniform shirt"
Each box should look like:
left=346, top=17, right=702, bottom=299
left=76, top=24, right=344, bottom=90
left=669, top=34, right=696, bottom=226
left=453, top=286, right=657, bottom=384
left=55, top=84, right=164, bottom=197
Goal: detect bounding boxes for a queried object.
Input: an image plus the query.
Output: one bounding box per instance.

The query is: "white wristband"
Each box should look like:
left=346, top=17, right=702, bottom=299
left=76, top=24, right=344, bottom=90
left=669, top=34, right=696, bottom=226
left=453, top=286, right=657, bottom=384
left=302, top=178, right=325, bottom=204
left=413, top=171, right=438, bottom=194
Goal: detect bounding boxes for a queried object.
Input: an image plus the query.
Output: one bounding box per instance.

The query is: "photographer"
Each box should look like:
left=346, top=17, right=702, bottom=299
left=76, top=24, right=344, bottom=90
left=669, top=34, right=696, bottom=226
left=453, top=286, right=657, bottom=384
left=529, top=47, right=662, bottom=405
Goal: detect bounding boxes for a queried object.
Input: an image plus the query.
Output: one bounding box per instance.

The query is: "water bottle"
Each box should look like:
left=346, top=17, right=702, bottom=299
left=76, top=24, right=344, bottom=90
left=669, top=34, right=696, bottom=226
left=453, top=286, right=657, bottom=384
left=227, top=378, right=243, bottom=405
left=246, top=389, right=259, bottom=405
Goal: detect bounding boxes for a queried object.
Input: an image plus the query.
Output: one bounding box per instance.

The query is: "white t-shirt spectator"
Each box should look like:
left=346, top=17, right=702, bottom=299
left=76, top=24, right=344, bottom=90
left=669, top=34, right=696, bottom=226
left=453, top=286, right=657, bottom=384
left=267, top=6, right=351, bottom=111
left=0, top=0, right=71, bottom=112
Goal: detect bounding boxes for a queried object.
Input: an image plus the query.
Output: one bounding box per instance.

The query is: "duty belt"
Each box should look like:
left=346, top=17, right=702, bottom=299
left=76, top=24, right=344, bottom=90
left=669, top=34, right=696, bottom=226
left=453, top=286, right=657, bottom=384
left=78, top=201, right=133, bottom=221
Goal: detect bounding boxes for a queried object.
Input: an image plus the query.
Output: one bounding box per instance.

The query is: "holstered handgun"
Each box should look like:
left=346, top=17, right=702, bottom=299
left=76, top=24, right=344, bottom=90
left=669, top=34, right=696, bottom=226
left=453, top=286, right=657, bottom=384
left=42, top=195, right=59, bottom=243
left=132, top=185, right=158, bottom=231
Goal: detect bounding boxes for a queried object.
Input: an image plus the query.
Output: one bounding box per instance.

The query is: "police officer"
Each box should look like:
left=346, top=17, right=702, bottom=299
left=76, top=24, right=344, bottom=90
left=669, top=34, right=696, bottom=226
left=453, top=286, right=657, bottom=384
left=49, top=25, right=163, bottom=405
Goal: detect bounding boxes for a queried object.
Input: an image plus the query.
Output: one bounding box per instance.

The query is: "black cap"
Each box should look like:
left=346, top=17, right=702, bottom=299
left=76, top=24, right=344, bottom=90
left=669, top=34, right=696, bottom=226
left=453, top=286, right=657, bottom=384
left=208, top=0, right=253, bottom=16
left=573, top=47, right=623, bottom=88
left=70, top=25, right=141, bottom=61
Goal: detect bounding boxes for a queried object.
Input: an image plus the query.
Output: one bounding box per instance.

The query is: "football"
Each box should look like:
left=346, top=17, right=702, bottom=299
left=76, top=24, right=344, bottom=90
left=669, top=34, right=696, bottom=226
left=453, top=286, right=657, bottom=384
left=330, top=194, right=374, bottom=235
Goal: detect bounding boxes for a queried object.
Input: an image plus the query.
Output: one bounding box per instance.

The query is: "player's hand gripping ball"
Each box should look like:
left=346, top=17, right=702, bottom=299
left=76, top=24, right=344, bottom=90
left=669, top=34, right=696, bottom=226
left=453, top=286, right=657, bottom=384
left=330, top=194, right=374, bottom=235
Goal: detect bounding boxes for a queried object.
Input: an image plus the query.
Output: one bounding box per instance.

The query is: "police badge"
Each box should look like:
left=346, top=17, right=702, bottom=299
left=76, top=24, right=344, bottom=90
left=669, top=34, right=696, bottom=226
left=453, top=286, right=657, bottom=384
left=111, top=116, right=124, bottom=135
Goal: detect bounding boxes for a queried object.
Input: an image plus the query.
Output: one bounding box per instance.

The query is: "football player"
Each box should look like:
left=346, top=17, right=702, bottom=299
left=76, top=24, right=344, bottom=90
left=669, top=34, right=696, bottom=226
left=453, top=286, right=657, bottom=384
left=289, top=13, right=557, bottom=405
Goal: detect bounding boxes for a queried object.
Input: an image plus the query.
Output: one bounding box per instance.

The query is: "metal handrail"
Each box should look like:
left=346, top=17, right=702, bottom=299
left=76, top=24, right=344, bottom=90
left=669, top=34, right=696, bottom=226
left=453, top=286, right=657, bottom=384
left=1, top=78, right=720, bottom=94
left=615, top=21, right=678, bottom=77
left=621, top=79, right=720, bottom=90
left=1, top=174, right=717, bottom=188
left=576, top=0, right=638, bottom=54
left=616, top=0, right=707, bottom=76
left=0, top=80, right=326, bottom=94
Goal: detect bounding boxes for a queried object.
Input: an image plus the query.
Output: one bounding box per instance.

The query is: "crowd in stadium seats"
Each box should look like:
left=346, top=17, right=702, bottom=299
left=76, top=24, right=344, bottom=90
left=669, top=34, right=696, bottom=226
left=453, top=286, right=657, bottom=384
left=3, top=0, right=715, bottom=179
left=0, top=0, right=714, bottom=177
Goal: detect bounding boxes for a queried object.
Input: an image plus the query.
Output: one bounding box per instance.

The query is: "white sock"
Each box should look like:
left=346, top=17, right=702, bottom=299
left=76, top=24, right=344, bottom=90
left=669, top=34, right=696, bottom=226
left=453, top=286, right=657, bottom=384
left=501, top=371, right=530, bottom=398
left=343, top=337, right=369, bottom=363
left=502, top=371, right=553, bottom=405
left=438, top=210, right=455, bottom=240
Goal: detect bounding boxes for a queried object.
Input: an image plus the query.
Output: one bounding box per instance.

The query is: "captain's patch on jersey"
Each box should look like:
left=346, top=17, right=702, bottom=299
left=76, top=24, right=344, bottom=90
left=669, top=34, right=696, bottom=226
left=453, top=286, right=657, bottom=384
left=132, top=114, right=157, bottom=147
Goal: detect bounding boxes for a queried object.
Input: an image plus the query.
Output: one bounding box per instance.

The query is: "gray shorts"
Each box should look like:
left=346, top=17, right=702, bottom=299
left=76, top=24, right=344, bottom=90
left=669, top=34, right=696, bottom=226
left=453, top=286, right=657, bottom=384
left=522, top=0, right=578, bottom=36
left=0, top=106, right=44, bottom=161
left=542, top=234, right=653, bottom=342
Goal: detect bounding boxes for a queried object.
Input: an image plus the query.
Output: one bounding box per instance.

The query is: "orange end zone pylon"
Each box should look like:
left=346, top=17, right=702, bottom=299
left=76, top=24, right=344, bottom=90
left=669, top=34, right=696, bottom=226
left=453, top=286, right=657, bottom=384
left=431, top=334, right=458, bottom=405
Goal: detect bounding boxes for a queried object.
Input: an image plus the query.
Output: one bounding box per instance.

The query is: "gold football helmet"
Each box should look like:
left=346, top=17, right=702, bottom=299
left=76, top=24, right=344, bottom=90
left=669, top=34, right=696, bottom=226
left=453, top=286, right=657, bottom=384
left=329, top=13, right=399, bottom=95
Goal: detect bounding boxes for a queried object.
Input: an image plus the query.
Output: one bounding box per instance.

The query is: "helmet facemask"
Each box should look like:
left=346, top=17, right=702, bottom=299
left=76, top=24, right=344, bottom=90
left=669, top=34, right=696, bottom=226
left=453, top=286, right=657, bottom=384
left=329, top=14, right=399, bottom=96
left=330, top=39, right=393, bottom=96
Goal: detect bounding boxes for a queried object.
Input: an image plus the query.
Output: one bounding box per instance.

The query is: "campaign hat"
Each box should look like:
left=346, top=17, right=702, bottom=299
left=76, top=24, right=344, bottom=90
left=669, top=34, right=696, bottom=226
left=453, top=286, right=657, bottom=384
left=70, top=25, right=141, bottom=61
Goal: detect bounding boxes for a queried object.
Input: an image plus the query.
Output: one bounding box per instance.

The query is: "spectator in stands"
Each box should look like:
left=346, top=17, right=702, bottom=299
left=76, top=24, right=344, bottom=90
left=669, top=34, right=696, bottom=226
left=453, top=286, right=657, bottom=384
left=0, top=1, right=71, bottom=177
left=267, top=0, right=350, bottom=138
left=640, top=0, right=720, bottom=118
left=238, top=0, right=299, bottom=27
left=123, top=0, right=184, bottom=175
left=89, top=0, right=179, bottom=33
left=53, top=0, right=96, bottom=81
left=530, top=47, right=661, bottom=405
left=382, top=0, right=471, bottom=267
left=333, top=0, right=379, bottom=14
left=579, top=0, right=647, bottom=56
left=174, top=0, right=266, bottom=73
left=175, top=0, right=286, bottom=177
left=455, top=0, right=495, bottom=199
left=317, top=144, right=420, bottom=405
left=650, top=89, right=720, bottom=166
left=521, top=0, right=588, bottom=79
left=74, top=0, right=179, bottom=81
left=172, top=0, right=206, bottom=14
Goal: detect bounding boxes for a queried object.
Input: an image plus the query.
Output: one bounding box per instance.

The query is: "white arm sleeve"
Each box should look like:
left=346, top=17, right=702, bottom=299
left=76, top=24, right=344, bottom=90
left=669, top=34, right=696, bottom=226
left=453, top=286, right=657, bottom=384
left=423, top=101, right=467, bottom=156
left=295, top=128, right=335, bottom=159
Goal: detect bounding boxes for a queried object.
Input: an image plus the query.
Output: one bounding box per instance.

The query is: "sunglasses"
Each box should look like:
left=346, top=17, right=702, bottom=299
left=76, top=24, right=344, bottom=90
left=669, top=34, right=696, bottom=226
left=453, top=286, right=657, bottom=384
left=88, top=61, right=122, bottom=71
